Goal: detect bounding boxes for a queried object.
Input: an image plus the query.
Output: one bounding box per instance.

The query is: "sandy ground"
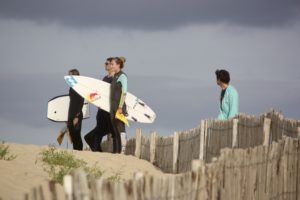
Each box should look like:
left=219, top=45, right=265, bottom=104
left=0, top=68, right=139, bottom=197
left=0, top=143, right=164, bottom=200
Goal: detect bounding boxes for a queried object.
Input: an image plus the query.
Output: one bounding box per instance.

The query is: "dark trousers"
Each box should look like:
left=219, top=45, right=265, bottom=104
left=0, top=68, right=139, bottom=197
left=85, top=111, right=113, bottom=152
left=84, top=126, right=107, bottom=152
left=111, top=118, right=124, bottom=154
left=68, top=119, right=83, bottom=150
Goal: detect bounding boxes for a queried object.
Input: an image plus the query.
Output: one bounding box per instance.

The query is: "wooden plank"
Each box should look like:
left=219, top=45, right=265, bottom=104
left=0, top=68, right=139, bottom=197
left=173, top=131, right=179, bottom=173
left=191, top=160, right=203, bottom=172
left=297, top=139, right=300, bottom=199
left=134, top=128, right=142, bottom=158
left=199, top=120, right=206, bottom=161
left=72, top=170, right=89, bottom=200
left=132, top=172, right=144, bottom=200
left=63, top=175, right=73, bottom=200
left=250, top=147, right=259, bottom=199
left=232, top=119, right=239, bottom=148
left=263, top=118, right=271, bottom=146
left=150, top=131, right=157, bottom=164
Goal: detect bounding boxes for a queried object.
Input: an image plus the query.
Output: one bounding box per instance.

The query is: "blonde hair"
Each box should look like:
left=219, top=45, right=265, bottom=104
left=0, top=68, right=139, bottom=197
left=113, top=56, right=126, bottom=69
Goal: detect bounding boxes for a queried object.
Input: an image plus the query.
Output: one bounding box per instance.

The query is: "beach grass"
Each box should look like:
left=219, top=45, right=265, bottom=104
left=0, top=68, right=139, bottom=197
left=39, top=145, right=103, bottom=184
left=38, top=145, right=123, bottom=184
left=0, top=141, right=17, bottom=161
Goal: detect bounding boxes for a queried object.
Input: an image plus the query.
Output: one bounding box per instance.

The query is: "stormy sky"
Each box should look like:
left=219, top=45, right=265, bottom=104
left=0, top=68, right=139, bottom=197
left=0, top=0, right=300, bottom=146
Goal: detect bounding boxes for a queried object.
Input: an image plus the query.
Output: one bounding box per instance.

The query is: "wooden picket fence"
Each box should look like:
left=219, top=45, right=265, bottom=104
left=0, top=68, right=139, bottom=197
left=25, top=136, right=300, bottom=200
left=24, top=111, right=300, bottom=199
left=100, top=111, right=300, bottom=174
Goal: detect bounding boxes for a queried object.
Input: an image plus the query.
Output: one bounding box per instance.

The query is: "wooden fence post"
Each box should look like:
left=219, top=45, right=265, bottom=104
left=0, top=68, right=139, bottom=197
left=298, top=127, right=300, bottom=138
left=263, top=118, right=271, bottom=146
left=199, top=120, right=206, bottom=161
left=72, top=170, right=89, bottom=200
left=135, top=128, right=142, bottom=158
left=232, top=119, right=239, bottom=148
left=150, top=131, right=157, bottom=164
left=63, top=175, right=73, bottom=200
left=173, top=132, right=179, bottom=173
left=191, top=160, right=203, bottom=172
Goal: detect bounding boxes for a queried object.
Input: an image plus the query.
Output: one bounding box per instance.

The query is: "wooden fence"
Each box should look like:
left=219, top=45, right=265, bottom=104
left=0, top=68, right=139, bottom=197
left=101, top=111, right=300, bottom=174
left=26, top=136, right=300, bottom=200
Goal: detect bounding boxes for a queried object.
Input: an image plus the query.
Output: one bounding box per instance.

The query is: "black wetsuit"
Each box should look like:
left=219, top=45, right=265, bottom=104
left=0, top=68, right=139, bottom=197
left=110, top=71, right=127, bottom=153
left=68, top=88, right=84, bottom=150
left=84, top=76, right=113, bottom=152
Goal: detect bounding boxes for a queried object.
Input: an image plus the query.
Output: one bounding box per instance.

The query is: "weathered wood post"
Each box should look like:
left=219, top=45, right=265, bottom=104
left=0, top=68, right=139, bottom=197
left=263, top=118, right=271, bottom=146
left=232, top=119, right=239, bottom=148
left=298, top=127, right=300, bottom=138
left=173, top=132, right=179, bottom=173
left=150, top=131, right=157, bottom=164
left=63, top=175, right=73, bottom=200
left=135, top=128, right=142, bottom=158
left=72, top=170, right=89, bottom=200
left=199, top=120, right=206, bottom=161
left=133, top=172, right=145, bottom=200
left=192, top=160, right=203, bottom=172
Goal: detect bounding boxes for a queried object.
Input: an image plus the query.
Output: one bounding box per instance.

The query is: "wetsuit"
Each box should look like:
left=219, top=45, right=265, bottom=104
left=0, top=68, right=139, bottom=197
left=110, top=71, right=128, bottom=153
left=84, top=76, right=113, bottom=152
left=68, top=87, right=84, bottom=150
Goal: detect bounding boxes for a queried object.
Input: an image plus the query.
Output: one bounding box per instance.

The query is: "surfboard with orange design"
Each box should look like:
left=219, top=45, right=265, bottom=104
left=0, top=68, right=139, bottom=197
left=64, top=75, right=156, bottom=124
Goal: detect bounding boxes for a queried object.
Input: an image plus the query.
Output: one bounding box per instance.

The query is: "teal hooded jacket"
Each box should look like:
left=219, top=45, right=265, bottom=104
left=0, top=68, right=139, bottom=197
left=218, top=85, right=239, bottom=120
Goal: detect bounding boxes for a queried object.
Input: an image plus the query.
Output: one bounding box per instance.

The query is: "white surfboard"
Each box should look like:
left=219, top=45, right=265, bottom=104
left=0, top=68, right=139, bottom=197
left=64, top=75, right=156, bottom=123
left=47, top=95, right=90, bottom=122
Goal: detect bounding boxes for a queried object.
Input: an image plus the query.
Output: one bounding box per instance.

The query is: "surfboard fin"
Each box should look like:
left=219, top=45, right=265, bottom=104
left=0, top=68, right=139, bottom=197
left=116, top=112, right=130, bottom=127
left=57, top=125, right=72, bottom=145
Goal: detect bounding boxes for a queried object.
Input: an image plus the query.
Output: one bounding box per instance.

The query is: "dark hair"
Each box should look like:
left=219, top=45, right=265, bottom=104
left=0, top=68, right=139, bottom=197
left=112, top=57, right=126, bottom=69
left=106, top=57, right=113, bottom=62
left=215, top=69, right=230, bottom=84
left=105, top=57, right=113, bottom=65
left=69, top=69, right=80, bottom=75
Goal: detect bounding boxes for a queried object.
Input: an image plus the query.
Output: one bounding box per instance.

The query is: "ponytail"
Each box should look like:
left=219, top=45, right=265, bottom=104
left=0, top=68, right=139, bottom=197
left=113, top=56, right=126, bottom=69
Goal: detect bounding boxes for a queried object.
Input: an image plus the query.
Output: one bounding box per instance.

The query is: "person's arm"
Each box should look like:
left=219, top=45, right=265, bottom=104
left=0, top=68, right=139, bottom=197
left=228, top=88, right=239, bottom=119
left=117, top=74, right=128, bottom=113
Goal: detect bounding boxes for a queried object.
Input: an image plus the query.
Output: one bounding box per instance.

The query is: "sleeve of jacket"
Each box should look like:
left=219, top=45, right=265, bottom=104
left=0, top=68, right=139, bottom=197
left=228, top=88, right=239, bottom=119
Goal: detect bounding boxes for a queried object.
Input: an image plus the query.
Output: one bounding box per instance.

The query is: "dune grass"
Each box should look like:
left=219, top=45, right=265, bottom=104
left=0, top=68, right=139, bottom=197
left=39, top=145, right=122, bottom=184
left=0, top=141, right=17, bottom=161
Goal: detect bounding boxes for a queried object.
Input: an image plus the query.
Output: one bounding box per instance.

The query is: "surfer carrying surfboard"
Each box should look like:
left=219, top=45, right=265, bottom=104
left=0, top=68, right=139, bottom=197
left=84, top=58, right=115, bottom=152
left=67, top=69, right=85, bottom=150
left=215, top=69, right=239, bottom=120
left=110, top=57, right=128, bottom=154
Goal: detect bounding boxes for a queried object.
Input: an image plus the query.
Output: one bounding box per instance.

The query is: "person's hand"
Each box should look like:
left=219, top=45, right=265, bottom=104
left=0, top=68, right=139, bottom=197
left=73, top=117, right=79, bottom=126
left=117, top=107, right=123, bottom=114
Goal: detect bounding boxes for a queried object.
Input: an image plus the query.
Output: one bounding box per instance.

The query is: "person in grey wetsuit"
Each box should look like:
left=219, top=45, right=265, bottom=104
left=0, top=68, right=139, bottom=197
left=110, top=57, right=128, bottom=154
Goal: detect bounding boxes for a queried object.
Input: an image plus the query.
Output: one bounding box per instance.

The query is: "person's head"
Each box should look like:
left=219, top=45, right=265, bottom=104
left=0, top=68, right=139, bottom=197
left=111, top=56, right=126, bottom=73
left=68, top=69, right=80, bottom=75
left=215, top=69, right=230, bottom=86
left=104, top=57, right=113, bottom=71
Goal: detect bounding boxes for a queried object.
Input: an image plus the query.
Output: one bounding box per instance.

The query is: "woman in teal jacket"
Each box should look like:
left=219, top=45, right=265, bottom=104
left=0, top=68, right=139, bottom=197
left=215, top=69, right=239, bottom=120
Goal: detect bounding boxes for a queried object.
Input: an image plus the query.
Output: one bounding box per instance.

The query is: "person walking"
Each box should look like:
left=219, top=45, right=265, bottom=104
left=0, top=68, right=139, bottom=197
left=67, top=69, right=84, bottom=150
left=84, top=58, right=114, bottom=152
left=215, top=69, right=239, bottom=120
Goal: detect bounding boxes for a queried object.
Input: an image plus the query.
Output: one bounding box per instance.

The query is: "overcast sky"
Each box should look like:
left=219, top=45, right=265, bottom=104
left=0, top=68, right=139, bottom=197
left=0, top=0, right=300, bottom=146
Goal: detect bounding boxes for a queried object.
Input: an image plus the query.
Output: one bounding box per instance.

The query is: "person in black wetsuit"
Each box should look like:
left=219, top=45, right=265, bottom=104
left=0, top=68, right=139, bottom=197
left=67, top=69, right=84, bottom=150
left=84, top=58, right=115, bottom=152
left=110, top=57, right=128, bottom=154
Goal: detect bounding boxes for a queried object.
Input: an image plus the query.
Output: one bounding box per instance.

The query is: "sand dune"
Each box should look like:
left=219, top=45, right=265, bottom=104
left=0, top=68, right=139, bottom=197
left=0, top=143, right=164, bottom=200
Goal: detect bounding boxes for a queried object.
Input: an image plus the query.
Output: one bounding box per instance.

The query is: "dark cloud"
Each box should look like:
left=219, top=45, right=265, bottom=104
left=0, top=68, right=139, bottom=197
left=0, top=0, right=300, bottom=30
